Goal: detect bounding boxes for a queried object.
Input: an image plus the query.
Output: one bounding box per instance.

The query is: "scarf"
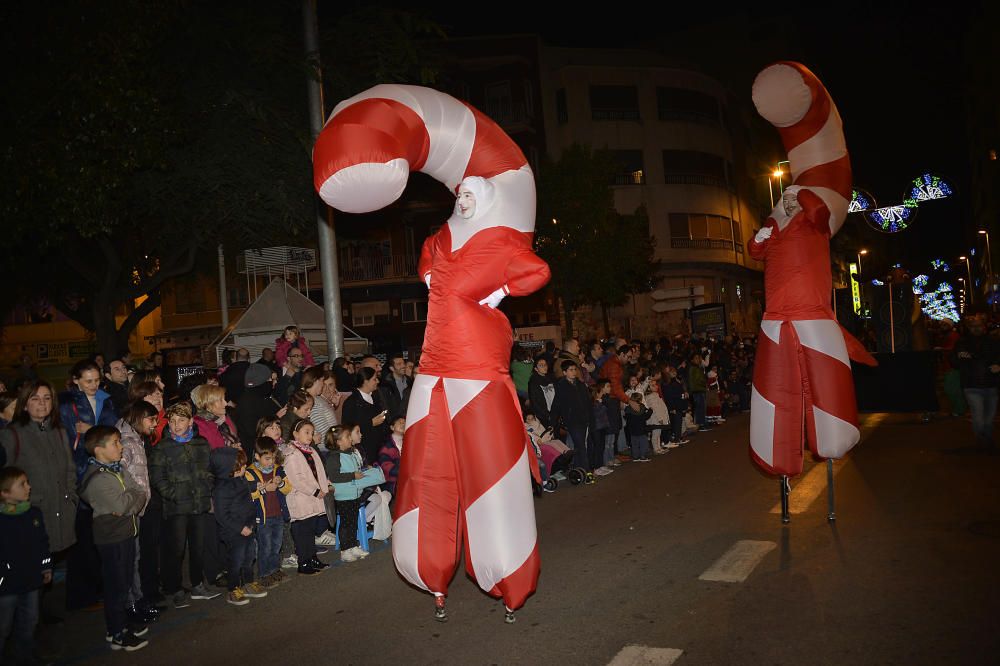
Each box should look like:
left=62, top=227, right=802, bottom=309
left=88, top=457, right=122, bottom=474
left=254, top=462, right=275, bottom=475
left=291, top=440, right=314, bottom=455
left=173, top=427, right=194, bottom=444
left=1, top=501, right=31, bottom=516
left=392, top=432, right=403, bottom=454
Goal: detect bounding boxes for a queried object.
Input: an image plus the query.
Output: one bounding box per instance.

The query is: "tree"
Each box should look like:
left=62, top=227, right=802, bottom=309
left=535, top=144, right=661, bottom=337
left=1, top=1, right=444, bottom=359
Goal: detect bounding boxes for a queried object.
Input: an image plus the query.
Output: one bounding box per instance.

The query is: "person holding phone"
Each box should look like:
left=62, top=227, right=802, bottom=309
left=341, top=368, right=389, bottom=463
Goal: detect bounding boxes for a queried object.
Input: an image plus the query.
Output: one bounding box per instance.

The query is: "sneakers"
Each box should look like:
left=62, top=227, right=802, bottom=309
left=106, top=624, right=148, bottom=643
left=309, top=557, right=330, bottom=570
left=260, top=572, right=280, bottom=589
left=665, top=442, right=681, bottom=448
left=172, top=590, right=191, bottom=609
left=348, top=546, right=369, bottom=559
left=242, top=581, right=268, bottom=598
left=340, top=548, right=361, bottom=563
left=190, top=583, right=221, bottom=601
left=226, top=588, right=249, bottom=606
left=315, top=530, right=337, bottom=547
left=281, top=555, right=298, bottom=569
left=608, top=459, right=622, bottom=467
left=297, top=562, right=322, bottom=576
left=272, top=570, right=290, bottom=585
left=110, top=630, right=148, bottom=652
left=593, top=466, right=614, bottom=476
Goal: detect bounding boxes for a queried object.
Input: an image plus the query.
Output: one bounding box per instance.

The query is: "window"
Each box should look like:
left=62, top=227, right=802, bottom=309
left=556, top=88, right=568, bottom=124
left=668, top=213, right=743, bottom=253
left=173, top=277, right=206, bottom=314
left=657, top=87, right=720, bottom=125
left=662, top=150, right=732, bottom=189
left=610, top=150, right=645, bottom=185
left=590, top=85, right=640, bottom=121
left=485, top=81, right=513, bottom=123
left=401, top=300, right=428, bottom=323
left=227, top=286, right=249, bottom=308
left=352, top=301, right=390, bottom=327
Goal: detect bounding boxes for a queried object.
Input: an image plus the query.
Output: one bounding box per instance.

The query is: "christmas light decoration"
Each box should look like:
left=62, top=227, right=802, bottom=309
left=849, top=188, right=877, bottom=213
left=872, top=279, right=885, bottom=286
left=908, top=173, right=954, bottom=203
left=930, top=260, right=949, bottom=272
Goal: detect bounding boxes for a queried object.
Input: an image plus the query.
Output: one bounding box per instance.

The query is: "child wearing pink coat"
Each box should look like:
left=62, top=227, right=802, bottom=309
left=281, top=419, right=329, bottom=575
left=274, top=326, right=316, bottom=369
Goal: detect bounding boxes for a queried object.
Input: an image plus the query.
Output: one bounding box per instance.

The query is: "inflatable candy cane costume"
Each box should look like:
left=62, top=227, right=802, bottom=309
left=748, top=63, right=876, bottom=478
left=312, top=85, right=550, bottom=621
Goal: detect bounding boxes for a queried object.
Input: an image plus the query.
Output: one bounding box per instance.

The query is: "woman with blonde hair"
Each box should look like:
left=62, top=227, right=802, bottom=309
left=191, top=384, right=240, bottom=450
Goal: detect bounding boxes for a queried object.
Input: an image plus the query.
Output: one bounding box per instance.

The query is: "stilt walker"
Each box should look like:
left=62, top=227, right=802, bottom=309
left=747, top=63, right=876, bottom=510
left=312, top=85, right=550, bottom=622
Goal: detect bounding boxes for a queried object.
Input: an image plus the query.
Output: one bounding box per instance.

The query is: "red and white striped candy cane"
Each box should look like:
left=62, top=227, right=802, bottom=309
left=748, top=63, right=873, bottom=478
left=312, top=85, right=547, bottom=612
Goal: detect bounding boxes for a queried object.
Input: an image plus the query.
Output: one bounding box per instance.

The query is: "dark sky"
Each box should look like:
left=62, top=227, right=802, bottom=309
left=414, top=1, right=983, bottom=276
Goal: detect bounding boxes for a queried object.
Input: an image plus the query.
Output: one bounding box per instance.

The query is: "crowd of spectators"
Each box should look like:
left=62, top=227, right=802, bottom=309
left=0, top=322, right=757, bottom=660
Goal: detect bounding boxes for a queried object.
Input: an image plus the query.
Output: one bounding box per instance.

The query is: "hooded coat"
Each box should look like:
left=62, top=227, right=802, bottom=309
left=210, top=448, right=256, bottom=542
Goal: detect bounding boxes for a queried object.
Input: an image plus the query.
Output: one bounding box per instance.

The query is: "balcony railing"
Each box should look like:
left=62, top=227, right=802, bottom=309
left=671, top=238, right=744, bottom=254
left=340, top=254, right=419, bottom=283
left=483, top=99, right=532, bottom=128
left=664, top=173, right=734, bottom=191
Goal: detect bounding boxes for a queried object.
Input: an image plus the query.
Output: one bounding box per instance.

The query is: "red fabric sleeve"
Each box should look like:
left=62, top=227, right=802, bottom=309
left=418, top=233, right=437, bottom=281
left=274, top=338, right=291, bottom=368
left=797, top=189, right=831, bottom=235
left=748, top=220, right=775, bottom=261
left=503, top=249, right=551, bottom=297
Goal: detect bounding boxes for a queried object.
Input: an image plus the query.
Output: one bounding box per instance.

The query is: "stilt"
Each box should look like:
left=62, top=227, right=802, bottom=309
left=826, top=459, right=836, bottom=522
left=780, top=475, right=791, bottom=524
left=504, top=605, right=516, bottom=624
left=434, top=595, right=447, bottom=623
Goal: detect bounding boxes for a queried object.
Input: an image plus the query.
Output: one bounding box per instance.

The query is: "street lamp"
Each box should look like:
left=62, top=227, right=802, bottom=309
left=960, top=255, right=974, bottom=305
left=768, top=161, right=791, bottom=208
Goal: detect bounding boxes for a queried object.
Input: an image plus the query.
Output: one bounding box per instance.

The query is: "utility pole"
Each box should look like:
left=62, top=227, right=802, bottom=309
left=303, top=0, right=344, bottom=359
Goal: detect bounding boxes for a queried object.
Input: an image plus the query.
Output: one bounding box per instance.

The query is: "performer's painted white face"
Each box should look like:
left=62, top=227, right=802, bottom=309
left=782, top=189, right=801, bottom=217
left=455, top=186, right=476, bottom=219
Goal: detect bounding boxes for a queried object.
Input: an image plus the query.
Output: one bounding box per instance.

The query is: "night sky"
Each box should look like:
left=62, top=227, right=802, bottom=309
left=414, top=1, right=983, bottom=277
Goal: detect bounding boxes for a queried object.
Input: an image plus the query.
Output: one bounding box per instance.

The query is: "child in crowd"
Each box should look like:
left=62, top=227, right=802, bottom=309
left=624, top=392, right=653, bottom=462
left=0, top=467, right=52, bottom=663
left=79, top=426, right=149, bottom=651
left=280, top=391, right=314, bottom=442
left=149, top=402, right=219, bottom=609
left=257, top=417, right=299, bottom=571
left=378, top=416, right=404, bottom=497
left=324, top=424, right=369, bottom=563
left=661, top=368, right=690, bottom=447
left=245, top=437, right=292, bottom=588
left=643, top=386, right=670, bottom=454
left=589, top=384, right=613, bottom=476
left=274, top=326, right=316, bottom=369
left=706, top=369, right=725, bottom=425
left=210, top=447, right=267, bottom=606
left=282, top=419, right=330, bottom=576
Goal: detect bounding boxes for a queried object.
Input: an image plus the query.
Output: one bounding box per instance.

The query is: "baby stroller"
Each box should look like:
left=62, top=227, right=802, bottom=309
left=540, top=441, right=589, bottom=491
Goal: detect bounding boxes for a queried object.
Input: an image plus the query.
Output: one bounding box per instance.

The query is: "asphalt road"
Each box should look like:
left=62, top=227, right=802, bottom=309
left=44, top=411, right=1000, bottom=665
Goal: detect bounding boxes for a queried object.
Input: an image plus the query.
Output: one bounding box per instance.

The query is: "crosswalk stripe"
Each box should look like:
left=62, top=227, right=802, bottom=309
left=698, top=540, right=776, bottom=583
left=608, top=645, right=684, bottom=665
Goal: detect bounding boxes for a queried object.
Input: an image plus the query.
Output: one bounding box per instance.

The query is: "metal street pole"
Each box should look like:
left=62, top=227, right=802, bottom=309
left=217, top=244, right=229, bottom=330
left=303, top=0, right=344, bottom=359
left=961, top=256, right=973, bottom=306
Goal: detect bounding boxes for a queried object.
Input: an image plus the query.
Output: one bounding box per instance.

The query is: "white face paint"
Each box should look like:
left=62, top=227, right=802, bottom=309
left=455, top=186, right=476, bottom=219
left=782, top=189, right=801, bottom=217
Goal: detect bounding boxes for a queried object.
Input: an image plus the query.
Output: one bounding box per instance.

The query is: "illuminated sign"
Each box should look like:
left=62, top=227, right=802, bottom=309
left=850, top=262, right=861, bottom=314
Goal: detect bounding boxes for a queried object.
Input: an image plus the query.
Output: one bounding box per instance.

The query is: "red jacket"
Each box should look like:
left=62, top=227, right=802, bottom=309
left=599, top=355, right=627, bottom=402
left=275, top=336, right=316, bottom=369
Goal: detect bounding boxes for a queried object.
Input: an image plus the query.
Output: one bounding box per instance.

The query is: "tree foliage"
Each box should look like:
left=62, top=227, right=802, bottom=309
left=0, top=0, right=444, bottom=357
left=535, top=144, right=661, bottom=336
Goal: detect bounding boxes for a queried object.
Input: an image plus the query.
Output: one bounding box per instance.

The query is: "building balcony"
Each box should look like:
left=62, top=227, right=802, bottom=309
left=483, top=99, right=535, bottom=132
left=340, top=254, right=420, bottom=285
left=671, top=238, right=744, bottom=254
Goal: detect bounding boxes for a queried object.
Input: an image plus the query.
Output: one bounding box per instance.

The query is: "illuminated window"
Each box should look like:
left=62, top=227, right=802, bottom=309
left=610, top=150, right=645, bottom=185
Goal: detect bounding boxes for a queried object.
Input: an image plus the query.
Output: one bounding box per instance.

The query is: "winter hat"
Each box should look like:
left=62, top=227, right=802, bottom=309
left=245, top=363, right=272, bottom=388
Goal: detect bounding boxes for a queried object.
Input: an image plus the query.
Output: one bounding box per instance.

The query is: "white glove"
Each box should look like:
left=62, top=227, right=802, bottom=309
left=754, top=226, right=773, bottom=243
left=424, top=273, right=431, bottom=288
left=478, top=287, right=506, bottom=309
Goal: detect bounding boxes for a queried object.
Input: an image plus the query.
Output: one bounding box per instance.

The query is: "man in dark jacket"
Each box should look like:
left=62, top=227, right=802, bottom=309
left=687, top=353, right=709, bottom=431
left=221, top=348, right=252, bottom=405
left=951, top=315, right=1000, bottom=449
left=661, top=367, right=690, bottom=445
left=233, top=364, right=279, bottom=461
left=209, top=447, right=265, bottom=605
left=380, top=353, right=412, bottom=422
left=551, top=361, right=593, bottom=471
left=102, top=358, right=131, bottom=414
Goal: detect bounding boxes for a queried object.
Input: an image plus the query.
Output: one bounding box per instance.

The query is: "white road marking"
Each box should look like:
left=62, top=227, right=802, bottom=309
left=608, top=645, right=684, bottom=666
left=698, top=540, right=776, bottom=583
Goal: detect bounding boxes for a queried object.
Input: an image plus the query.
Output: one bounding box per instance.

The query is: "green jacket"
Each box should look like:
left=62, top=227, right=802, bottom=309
left=148, top=434, right=212, bottom=517
left=687, top=365, right=707, bottom=393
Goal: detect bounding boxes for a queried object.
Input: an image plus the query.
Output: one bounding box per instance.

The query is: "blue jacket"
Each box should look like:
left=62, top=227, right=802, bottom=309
left=326, top=448, right=363, bottom=501
left=60, top=388, right=118, bottom=481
